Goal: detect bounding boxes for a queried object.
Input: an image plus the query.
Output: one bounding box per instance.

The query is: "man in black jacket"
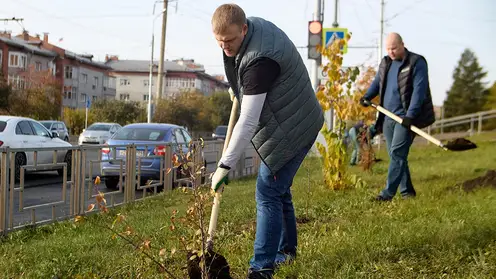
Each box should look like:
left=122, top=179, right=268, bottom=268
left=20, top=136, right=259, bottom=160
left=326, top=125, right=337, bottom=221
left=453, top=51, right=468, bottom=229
left=360, top=32, right=435, bottom=201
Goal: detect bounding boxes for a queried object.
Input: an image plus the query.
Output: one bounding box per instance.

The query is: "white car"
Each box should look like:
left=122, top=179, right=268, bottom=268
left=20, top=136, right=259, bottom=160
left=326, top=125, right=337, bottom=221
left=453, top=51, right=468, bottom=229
left=0, top=116, right=73, bottom=181
left=78, top=122, right=122, bottom=145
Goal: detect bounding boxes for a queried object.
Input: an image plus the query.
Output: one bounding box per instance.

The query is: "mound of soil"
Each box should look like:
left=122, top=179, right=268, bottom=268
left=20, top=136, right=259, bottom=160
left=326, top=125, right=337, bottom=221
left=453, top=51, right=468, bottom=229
left=445, top=138, right=477, bottom=151
left=460, top=170, right=496, bottom=192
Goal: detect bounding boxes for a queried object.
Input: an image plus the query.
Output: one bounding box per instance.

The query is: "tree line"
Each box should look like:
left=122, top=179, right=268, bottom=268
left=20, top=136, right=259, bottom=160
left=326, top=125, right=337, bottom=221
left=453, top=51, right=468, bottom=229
left=0, top=73, right=232, bottom=136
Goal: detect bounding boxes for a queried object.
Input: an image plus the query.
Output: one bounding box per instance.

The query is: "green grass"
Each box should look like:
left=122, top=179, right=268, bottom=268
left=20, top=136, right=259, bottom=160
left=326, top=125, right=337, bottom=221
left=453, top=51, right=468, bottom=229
left=1, top=133, right=496, bottom=278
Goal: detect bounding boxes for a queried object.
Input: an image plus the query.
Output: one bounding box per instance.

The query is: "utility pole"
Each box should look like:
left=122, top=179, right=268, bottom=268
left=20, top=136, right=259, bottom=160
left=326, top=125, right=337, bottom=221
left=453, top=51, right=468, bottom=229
left=378, top=0, right=385, bottom=65
left=376, top=0, right=385, bottom=151
left=156, top=0, right=168, bottom=100
left=310, top=0, right=322, bottom=94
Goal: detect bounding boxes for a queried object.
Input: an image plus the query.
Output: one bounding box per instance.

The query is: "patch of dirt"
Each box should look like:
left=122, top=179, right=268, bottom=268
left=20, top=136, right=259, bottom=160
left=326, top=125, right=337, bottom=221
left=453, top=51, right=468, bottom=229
left=460, top=170, right=496, bottom=192
left=445, top=138, right=477, bottom=151
left=296, top=216, right=313, bottom=224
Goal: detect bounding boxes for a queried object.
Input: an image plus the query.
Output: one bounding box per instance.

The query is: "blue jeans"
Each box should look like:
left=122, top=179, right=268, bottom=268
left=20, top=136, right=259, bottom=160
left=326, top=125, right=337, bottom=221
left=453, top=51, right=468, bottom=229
left=249, top=141, right=314, bottom=275
left=380, top=117, right=416, bottom=198
left=348, top=127, right=360, bottom=165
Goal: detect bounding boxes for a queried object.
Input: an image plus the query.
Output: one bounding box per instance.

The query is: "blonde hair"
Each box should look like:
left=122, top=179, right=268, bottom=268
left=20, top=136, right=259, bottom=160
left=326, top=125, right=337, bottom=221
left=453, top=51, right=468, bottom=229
left=212, top=4, right=246, bottom=34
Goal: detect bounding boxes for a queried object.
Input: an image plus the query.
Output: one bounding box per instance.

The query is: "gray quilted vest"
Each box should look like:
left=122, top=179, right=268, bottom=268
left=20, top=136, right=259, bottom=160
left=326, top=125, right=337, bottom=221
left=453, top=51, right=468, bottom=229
left=223, top=17, right=324, bottom=174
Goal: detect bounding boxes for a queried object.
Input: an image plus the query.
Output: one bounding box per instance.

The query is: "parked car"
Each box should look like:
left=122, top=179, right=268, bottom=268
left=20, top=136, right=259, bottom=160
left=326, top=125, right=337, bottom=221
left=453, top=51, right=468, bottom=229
left=100, top=123, right=193, bottom=189
left=78, top=122, right=121, bottom=145
left=212, top=125, right=228, bottom=140
left=0, top=116, right=73, bottom=181
left=40, top=120, right=70, bottom=142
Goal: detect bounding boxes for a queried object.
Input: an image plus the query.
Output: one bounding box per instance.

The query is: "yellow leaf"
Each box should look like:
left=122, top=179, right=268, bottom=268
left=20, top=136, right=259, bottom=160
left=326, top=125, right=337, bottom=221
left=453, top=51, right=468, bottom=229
left=94, top=176, right=101, bottom=185
left=142, top=240, right=151, bottom=250
left=159, top=248, right=167, bottom=257
left=87, top=204, right=95, bottom=211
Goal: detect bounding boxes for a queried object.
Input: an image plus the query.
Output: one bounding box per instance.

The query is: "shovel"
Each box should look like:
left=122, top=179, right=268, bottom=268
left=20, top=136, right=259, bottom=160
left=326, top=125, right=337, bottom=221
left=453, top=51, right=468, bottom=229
left=187, top=97, right=238, bottom=279
left=369, top=102, right=477, bottom=151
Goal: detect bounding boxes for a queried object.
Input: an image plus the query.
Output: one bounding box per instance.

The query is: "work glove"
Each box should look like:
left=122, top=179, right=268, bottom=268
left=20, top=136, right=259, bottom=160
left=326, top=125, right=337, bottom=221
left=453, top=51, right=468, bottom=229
left=228, top=88, right=235, bottom=102
left=401, top=117, right=412, bottom=129
left=360, top=97, right=371, bottom=107
left=211, top=163, right=230, bottom=193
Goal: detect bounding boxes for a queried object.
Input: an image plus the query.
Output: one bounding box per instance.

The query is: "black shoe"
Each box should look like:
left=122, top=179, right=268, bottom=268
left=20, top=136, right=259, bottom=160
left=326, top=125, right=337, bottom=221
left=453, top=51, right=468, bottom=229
left=371, top=195, right=392, bottom=202
left=247, top=269, right=273, bottom=279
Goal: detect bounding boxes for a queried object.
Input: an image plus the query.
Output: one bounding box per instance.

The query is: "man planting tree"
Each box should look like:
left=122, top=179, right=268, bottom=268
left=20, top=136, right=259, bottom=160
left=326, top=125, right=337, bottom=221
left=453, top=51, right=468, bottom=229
left=209, top=3, right=324, bottom=279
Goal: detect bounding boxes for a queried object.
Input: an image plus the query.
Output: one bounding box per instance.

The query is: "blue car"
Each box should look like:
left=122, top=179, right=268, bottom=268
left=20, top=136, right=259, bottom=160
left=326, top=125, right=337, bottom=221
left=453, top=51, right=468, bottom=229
left=100, top=123, right=193, bottom=189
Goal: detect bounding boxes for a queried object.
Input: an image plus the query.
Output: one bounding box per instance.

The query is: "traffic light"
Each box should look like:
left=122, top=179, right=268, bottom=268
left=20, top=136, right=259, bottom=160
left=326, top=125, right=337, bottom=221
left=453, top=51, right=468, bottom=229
left=307, top=20, right=322, bottom=61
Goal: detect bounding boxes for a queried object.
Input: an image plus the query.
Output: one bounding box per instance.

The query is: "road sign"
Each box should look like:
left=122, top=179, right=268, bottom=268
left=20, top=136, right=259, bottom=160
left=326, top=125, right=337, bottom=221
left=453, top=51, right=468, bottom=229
left=322, top=27, right=348, bottom=54
left=86, top=99, right=91, bottom=109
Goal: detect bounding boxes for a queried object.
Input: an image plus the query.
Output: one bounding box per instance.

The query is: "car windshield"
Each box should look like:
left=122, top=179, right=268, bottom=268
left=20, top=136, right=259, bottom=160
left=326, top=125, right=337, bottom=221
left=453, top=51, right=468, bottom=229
left=215, top=126, right=227, bottom=135
left=112, top=127, right=168, bottom=141
left=87, top=124, right=111, bottom=131
left=0, top=121, right=6, bottom=132
left=41, top=122, right=53, bottom=129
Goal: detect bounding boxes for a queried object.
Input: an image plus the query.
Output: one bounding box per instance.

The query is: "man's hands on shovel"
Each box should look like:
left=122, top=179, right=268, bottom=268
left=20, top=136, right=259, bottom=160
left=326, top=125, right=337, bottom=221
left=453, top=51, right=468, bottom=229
left=211, top=164, right=230, bottom=192
left=360, top=97, right=412, bottom=128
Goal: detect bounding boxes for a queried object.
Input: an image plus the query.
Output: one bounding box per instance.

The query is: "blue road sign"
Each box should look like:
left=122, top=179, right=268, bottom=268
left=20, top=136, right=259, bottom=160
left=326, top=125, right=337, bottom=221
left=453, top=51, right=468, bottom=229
left=322, top=27, right=348, bottom=54
left=86, top=99, right=91, bottom=109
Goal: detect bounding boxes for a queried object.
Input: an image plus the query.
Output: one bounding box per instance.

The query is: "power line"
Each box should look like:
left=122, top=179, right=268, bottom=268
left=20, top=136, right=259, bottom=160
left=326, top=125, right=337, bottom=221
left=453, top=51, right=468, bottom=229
left=386, top=0, right=427, bottom=21
left=55, top=14, right=151, bottom=19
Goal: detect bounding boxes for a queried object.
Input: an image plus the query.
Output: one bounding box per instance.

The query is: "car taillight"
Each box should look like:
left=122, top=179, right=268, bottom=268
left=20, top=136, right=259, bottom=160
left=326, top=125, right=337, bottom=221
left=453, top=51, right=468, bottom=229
left=102, top=144, right=110, bottom=154
left=154, top=145, right=166, bottom=156
left=0, top=141, right=3, bottom=147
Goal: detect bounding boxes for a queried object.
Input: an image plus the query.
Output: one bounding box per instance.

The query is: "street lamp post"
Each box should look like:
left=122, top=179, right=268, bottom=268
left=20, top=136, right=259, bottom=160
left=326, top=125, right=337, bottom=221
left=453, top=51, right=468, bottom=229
left=148, top=3, right=166, bottom=123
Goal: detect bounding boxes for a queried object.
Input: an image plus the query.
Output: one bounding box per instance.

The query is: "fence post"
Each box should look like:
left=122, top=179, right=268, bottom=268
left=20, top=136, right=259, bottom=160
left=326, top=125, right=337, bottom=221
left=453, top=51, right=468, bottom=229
left=478, top=112, right=483, bottom=134
left=0, top=149, right=8, bottom=235
left=470, top=117, right=474, bottom=137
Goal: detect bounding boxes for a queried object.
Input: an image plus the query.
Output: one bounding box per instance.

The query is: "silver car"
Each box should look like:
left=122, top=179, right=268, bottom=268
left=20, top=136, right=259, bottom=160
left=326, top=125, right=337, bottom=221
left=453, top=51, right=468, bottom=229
left=40, top=121, right=70, bottom=142
left=78, top=122, right=122, bottom=145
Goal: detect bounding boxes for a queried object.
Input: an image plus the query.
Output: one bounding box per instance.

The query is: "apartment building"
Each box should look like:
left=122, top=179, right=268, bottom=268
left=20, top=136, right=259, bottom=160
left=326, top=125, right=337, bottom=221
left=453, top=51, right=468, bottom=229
left=105, top=56, right=229, bottom=102
left=11, top=31, right=117, bottom=109
left=61, top=52, right=116, bottom=109
left=0, top=31, right=57, bottom=89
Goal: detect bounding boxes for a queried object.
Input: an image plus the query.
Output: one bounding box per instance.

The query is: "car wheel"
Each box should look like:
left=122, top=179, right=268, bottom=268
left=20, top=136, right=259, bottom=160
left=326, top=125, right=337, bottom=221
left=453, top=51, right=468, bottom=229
left=105, top=177, right=119, bottom=189
left=14, top=152, right=26, bottom=182
left=58, top=151, right=72, bottom=177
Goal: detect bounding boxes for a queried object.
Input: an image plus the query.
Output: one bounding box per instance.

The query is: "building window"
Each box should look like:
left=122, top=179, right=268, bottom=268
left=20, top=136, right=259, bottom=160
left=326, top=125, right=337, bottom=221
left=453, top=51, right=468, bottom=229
left=143, top=94, right=151, bottom=101
left=93, top=77, right=98, bottom=89
left=81, top=93, right=87, bottom=102
left=108, top=77, right=116, bottom=89
left=120, top=78, right=130, bottom=86
left=8, top=75, right=25, bottom=89
left=81, top=73, right=88, bottom=83
left=64, top=90, right=72, bottom=99
left=72, top=87, right=77, bottom=99
left=35, top=62, right=42, bottom=71
left=48, top=61, right=56, bottom=76
left=65, top=66, right=73, bottom=79
left=120, top=94, right=130, bottom=101
left=165, top=77, right=195, bottom=88
left=8, top=52, right=27, bottom=69
left=92, top=96, right=97, bottom=101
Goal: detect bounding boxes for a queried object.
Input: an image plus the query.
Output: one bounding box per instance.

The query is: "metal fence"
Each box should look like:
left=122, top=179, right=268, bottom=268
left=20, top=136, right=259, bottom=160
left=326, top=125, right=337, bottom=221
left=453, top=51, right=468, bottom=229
left=0, top=140, right=260, bottom=236
left=426, top=109, right=496, bottom=136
